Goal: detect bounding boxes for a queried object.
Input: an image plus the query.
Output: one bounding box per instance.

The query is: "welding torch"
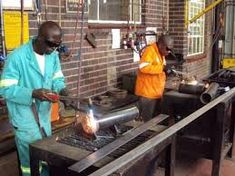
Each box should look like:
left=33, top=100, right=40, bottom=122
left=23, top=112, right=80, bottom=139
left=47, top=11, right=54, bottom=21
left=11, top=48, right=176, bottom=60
left=44, top=92, right=92, bottom=114
left=44, top=92, right=80, bottom=102
left=167, top=48, right=177, bottom=58
left=171, top=69, right=188, bottom=76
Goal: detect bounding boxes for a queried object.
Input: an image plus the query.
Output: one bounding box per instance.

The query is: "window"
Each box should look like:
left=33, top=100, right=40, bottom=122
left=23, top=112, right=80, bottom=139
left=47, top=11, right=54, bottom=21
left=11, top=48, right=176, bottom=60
left=88, top=0, right=142, bottom=24
left=187, top=0, right=205, bottom=56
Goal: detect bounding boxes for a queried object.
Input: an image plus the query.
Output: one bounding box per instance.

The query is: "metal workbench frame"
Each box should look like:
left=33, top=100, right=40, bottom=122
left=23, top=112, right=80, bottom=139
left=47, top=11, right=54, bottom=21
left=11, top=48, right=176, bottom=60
left=81, top=87, right=235, bottom=176
left=29, top=114, right=170, bottom=176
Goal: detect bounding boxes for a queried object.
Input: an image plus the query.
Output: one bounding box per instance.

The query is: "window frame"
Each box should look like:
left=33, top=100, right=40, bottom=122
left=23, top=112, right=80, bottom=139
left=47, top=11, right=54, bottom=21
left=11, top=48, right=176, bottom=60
left=187, top=0, right=205, bottom=56
left=88, top=0, right=142, bottom=24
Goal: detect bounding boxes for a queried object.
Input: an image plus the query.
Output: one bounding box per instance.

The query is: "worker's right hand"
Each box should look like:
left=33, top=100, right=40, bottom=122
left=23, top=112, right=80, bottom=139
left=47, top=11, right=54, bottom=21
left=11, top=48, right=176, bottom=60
left=32, top=88, right=56, bottom=102
left=59, top=88, right=72, bottom=108
left=164, top=65, right=175, bottom=76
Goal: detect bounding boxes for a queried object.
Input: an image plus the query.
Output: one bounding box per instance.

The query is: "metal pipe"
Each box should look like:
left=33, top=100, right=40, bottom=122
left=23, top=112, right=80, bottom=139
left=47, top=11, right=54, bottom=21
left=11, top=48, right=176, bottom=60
left=44, top=0, right=48, bottom=21
left=178, top=83, right=206, bottom=95
left=233, top=1, right=235, bottom=55
left=186, top=0, right=224, bottom=27
left=96, top=106, right=139, bottom=129
left=76, top=1, right=85, bottom=108
left=224, top=0, right=234, bottom=58
left=200, top=82, right=220, bottom=104
left=33, top=0, right=42, bottom=27
left=58, top=0, right=61, bottom=26
left=0, top=0, right=6, bottom=57
left=211, top=0, right=222, bottom=72
left=80, top=105, right=139, bottom=134
left=166, top=0, right=169, bottom=31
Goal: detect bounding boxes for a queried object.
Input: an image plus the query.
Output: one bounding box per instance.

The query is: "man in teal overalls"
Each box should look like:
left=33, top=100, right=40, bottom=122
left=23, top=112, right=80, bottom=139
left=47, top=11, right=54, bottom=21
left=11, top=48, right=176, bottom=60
left=0, top=21, right=67, bottom=176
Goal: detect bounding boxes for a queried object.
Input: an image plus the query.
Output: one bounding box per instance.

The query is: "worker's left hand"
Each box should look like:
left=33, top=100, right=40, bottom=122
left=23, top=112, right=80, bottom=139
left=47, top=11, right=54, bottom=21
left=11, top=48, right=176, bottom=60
left=32, top=88, right=59, bottom=102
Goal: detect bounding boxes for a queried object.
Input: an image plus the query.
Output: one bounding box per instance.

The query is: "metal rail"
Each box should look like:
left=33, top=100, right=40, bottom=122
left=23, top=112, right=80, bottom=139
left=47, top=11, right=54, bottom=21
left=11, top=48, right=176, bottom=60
left=69, top=114, right=169, bottom=173
left=185, top=0, right=224, bottom=28
left=86, top=87, right=235, bottom=176
left=0, top=0, right=6, bottom=57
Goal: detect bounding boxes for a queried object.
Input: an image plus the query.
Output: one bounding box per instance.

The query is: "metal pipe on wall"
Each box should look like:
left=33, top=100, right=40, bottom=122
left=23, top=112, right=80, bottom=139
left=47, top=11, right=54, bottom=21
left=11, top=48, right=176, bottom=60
left=224, top=0, right=234, bottom=58
left=211, top=0, right=223, bottom=72
left=77, top=0, right=86, bottom=103
left=59, top=0, right=61, bottom=26
left=0, top=0, right=6, bottom=57
left=33, top=0, right=42, bottom=27
left=233, top=1, right=235, bottom=55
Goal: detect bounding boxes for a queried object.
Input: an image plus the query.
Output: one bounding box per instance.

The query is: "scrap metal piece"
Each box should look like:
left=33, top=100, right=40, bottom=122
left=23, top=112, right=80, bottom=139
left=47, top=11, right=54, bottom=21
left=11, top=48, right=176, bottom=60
left=178, top=83, right=206, bottom=95
left=200, top=82, right=220, bottom=104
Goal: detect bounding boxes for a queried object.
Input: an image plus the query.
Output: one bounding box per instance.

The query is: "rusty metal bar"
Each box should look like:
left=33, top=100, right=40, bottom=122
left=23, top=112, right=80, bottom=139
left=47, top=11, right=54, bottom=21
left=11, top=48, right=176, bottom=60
left=68, top=114, right=169, bottom=173
left=86, top=87, right=235, bottom=176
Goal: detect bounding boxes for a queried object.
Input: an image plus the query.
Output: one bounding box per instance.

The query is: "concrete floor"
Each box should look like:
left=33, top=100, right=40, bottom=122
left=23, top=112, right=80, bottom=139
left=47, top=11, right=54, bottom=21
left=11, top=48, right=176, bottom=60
left=0, top=152, right=19, bottom=176
left=155, top=155, right=235, bottom=176
left=1, top=151, right=235, bottom=176
left=175, top=157, right=235, bottom=176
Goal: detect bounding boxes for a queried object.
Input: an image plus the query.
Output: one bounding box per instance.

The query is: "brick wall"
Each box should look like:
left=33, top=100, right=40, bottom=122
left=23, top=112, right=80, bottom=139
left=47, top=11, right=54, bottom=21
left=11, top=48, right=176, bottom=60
left=169, top=0, right=187, bottom=55
left=0, top=0, right=214, bottom=115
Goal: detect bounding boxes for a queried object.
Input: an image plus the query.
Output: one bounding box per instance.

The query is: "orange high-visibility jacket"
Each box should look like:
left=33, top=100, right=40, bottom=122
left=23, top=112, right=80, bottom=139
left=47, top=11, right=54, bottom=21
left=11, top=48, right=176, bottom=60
left=135, top=43, right=166, bottom=99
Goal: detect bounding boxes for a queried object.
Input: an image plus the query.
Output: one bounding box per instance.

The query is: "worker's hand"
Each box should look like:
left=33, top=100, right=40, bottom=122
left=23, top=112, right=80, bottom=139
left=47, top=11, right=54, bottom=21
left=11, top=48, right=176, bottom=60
left=32, top=88, right=58, bottom=102
left=59, top=88, right=70, bottom=96
left=164, top=65, right=175, bottom=76
left=59, top=88, right=72, bottom=108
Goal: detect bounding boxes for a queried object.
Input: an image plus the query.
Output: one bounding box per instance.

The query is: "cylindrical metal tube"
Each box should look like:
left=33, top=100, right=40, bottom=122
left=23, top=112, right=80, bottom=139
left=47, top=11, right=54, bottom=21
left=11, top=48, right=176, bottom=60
left=224, top=0, right=234, bottom=57
left=96, top=105, right=139, bottom=129
left=178, top=83, right=206, bottom=95
left=80, top=105, right=139, bottom=134
left=233, top=1, right=235, bottom=55
left=200, top=82, right=220, bottom=104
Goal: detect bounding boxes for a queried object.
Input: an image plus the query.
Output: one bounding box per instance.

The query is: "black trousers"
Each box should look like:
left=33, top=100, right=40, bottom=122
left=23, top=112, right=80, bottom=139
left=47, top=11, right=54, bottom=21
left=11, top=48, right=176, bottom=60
left=138, top=97, right=161, bottom=122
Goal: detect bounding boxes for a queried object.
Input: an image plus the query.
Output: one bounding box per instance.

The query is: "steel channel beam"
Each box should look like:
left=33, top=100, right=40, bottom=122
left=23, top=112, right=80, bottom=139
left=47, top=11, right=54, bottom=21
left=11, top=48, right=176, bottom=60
left=86, top=87, right=235, bottom=176
left=68, top=114, right=169, bottom=173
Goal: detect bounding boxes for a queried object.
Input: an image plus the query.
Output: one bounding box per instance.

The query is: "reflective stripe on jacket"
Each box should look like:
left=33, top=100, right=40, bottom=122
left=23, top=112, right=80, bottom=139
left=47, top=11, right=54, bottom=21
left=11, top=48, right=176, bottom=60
left=0, top=39, right=65, bottom=133
left=135, top=43, right=166, bottom=99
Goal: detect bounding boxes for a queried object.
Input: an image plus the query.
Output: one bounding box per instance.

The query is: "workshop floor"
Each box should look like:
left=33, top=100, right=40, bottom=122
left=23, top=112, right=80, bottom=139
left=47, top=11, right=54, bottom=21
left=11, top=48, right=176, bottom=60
left=155, top=155, right=235, bottom=176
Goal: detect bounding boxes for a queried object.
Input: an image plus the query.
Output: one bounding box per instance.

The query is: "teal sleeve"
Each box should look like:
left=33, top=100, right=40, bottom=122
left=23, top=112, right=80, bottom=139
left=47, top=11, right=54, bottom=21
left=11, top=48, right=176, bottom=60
left=0, top=53, right=33, bottom=105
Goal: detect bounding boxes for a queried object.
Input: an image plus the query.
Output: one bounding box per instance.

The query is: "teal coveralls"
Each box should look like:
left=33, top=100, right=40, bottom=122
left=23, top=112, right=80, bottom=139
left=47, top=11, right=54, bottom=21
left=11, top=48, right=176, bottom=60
left=0, top=39, right=65, bottom=176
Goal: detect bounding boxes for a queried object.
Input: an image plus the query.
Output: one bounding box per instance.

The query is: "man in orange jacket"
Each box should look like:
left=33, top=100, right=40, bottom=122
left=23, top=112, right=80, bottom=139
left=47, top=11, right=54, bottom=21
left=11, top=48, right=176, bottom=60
left=135, top=34, right=173, bottom=122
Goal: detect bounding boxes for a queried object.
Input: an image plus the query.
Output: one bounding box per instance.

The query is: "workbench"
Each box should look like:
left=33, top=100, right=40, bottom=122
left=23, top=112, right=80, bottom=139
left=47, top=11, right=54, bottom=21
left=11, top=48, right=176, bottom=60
left=162, top=90, right=235, bottom=176
left=29, top=119, right=176, bottom=176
